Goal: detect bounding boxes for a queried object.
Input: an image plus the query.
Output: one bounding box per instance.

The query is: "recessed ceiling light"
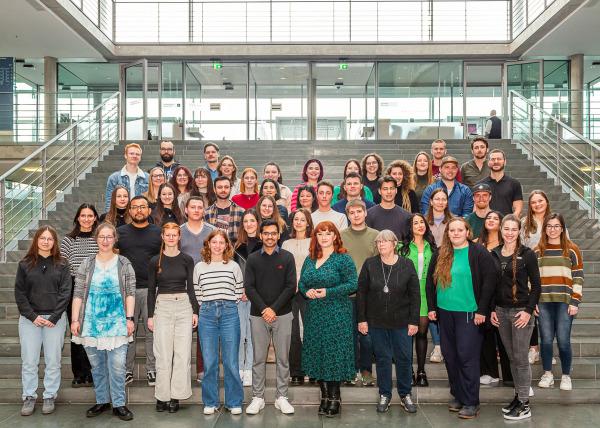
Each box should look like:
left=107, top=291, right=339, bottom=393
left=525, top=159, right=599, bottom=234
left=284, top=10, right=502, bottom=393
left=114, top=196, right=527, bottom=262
left=280, top=77, right=286, bottom=80
left=279, top=67, right=285, bottom=70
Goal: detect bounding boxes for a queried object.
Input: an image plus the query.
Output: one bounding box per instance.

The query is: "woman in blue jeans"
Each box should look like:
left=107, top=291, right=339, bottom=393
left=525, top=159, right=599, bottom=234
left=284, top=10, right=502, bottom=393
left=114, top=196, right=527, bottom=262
left=534, top=213, right=583, bottom=391
left=15, top=226, right=71, bottom=416
left=71, top=222, right=136, bottom=421
left=194, top=229, right=244, bottom=415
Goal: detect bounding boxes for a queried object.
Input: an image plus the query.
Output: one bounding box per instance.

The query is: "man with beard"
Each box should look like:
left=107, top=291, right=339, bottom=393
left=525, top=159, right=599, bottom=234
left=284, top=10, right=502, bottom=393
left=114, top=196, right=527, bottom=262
left=476, top=149, right=523, bottom=216
left=115, top=196, right=163, bottom=386
left=431, top=139, right=462, bottom=183
left=464, top=184, right=492, bottom=239
left=204, top=176, right=244, bottom=242
left=421, top=157, right=473, bottom=217
left=460, top=137, right=491, bottom=189
left=150, top=140, right=180, bottom=180
left=204, top=142, right=220, bottom=181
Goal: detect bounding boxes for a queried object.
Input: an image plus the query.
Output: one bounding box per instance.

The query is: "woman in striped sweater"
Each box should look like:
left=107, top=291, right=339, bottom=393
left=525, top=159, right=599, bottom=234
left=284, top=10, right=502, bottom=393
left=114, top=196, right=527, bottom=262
left=535, top=213, right=583, bottom=391
left=193, top=229, right=244, bottom=415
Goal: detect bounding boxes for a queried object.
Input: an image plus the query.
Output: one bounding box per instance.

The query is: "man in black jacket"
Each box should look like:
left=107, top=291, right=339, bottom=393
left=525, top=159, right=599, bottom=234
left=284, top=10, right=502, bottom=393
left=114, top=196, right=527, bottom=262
left=149, top=140, right=181, bottom=180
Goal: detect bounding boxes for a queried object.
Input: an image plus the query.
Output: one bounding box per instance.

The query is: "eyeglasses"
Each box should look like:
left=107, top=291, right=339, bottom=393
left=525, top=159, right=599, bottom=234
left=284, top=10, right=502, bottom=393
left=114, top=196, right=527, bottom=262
left=131, top=205, right=149, bottom=211
left=38, top=237, right=54, bottom=243
left=366, top=161, right=378, bottom=166
left=151, top=174, right=165, bottom=179
left=160, top=148, right=174, bottom=152
left=376, top=239, right=393, bottom=244
left=490, top=158, right=504, bottom=162
left=261, top=232, right=279, bottom=237
left=546, top=225, right=562, bottom=230
left=98, top=236, right=115, bottom=241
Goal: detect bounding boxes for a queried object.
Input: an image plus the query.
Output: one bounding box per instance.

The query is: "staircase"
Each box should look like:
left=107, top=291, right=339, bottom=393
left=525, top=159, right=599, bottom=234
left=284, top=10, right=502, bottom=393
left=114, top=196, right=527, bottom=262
left=0, top=138, right=599, bottom=404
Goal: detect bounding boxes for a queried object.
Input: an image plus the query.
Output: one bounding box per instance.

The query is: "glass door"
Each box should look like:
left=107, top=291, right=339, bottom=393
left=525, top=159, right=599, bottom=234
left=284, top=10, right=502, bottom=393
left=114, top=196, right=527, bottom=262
left=464, top=63, right=503, bottom=137
left=120, top=59, right=147, bottom=140
left=503, top=60, right=543, bottom=137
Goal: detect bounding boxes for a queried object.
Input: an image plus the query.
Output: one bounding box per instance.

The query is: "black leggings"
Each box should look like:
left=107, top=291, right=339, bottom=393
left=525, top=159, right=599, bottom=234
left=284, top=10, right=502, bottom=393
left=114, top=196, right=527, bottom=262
left=415, top=316, right=430, bottom=372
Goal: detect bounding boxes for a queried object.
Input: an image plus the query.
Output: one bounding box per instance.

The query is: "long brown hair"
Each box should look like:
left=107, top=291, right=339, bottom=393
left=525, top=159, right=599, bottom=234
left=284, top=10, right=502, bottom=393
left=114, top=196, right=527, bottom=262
left=500, top=214, right=523, bottom=303
left=66, top=203, right=99, bottom=239
left=337, top=159, right=365, bottom=200
left=235, top=209, right=259, bottom=250
left=22, top=226, right=64, bottom=269
left=156, top=223, right=181, bottom=274
left=191, top=167, right=217, bottom=207
left=425, top=188, right=452, bottom=226
left=308, top=221, right=347, bottom=260
left=169, top=166, right=193, bottom=196
left=289, top=208, right=314, bottom=239
left=217, top=155, right=239, bottom=186
left=105, top=185, right=132, bottom=226
left=361, top=153, right=384, bottom=177
left=144, top=167, right=166, bottom=204
left=433, top=218, right=473, bottom=290
left=413, top=152, right=435, bottom=188
left=538, top=213, right=573, bottom=258
left=201, top=229, right=234, bottom=263
left=153, top=183, right=185, bottom=226
left=523, top=190, right=551, bottom=238
left=477, top=210, right=504, bottom=248
left=385, top=159, right=414, bottom=211
left=256, top=195, right=287, bottom=233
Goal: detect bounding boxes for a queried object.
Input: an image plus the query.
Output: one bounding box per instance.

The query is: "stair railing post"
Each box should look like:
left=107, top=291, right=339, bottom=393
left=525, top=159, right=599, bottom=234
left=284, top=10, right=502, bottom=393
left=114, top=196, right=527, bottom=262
left=41, top=148, right=47, bottom=220
left=73, top=124, right=79, bottom=187
left=0, top=178, right=5, bottom=262
left=556, top=123, right=561, bottom=186
left=98, top=105, right=103, bottom=162
left=529, top=103, right=534, bottom=161
left=592, top=148, right=597, bottom=220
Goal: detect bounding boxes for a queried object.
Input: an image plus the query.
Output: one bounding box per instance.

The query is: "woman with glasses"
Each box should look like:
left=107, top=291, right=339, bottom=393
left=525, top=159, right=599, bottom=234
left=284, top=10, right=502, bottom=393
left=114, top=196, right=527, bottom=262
left=424, top=188, right=452, bottom=248
left=169, top=166, right=194, bottom=209
left=99, top=185, right=131, bottom=228
left=535, top=213, right=583, bottom=391
left=190, top=167, right=217, bottom=209
left=361, top=153, right=384, bottom=204
left=256, top=195, right=289, bottom=244
left=144, top=167, right=166, bottom=211
left=217, top=156, right=241, bottom=197
left=71, top=222, right=136, bottom=421
left=16, top=226, right=71, bottom=416
left=259, top=179, right=289, bottom=223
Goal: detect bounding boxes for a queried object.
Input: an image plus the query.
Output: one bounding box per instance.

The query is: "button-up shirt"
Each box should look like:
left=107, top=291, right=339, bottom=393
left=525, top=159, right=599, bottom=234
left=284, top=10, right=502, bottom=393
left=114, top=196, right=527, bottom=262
left=420, top=180, right=474, bottom=217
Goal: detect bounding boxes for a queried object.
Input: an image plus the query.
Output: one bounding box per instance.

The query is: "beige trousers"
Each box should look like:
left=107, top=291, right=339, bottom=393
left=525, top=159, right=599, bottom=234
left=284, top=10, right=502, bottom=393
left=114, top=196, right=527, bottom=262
left=153, top=295, right=193, bottom=401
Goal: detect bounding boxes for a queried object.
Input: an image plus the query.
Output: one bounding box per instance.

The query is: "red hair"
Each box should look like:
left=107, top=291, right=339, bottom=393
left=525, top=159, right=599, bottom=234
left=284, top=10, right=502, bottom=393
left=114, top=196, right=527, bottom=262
left=157, top=223, right=181, bottom=273
left=308, top=221, right=347, bottom=259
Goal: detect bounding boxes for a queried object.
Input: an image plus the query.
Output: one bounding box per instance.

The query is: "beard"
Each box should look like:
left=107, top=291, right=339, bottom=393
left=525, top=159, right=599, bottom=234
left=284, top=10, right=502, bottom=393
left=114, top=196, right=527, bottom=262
left=474, top=153, right=486, bottom=160
left=492, top=165, right=505, bottom=172
left=132, top=214, right=149, bottom=224
left=161, top=153, right=173, bottom=162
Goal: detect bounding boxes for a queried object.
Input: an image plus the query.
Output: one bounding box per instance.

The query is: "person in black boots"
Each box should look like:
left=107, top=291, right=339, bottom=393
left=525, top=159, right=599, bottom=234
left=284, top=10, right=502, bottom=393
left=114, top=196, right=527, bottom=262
left=61, top=203, right=99, bottom=388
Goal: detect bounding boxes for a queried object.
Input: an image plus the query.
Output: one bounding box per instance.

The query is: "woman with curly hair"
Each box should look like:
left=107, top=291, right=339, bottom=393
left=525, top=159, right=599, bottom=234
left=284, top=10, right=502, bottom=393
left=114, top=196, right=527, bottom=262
left=386, top=160, right=419, bottom=213
left=99, top=185, right=131, bottom=228
left=217, top=156, right=241, bottom=197
left=425, top=217, right=496, bottom=419
left=190, top=167, right=217, bottom=209
left=168, top=166, right=194, bottom=208
left=193, top=229, right=244, bottom=415
left=332, top=159, right=373, bottom=205
left=290, top=159, right=324, bottom=211
left=299, top=221, right=357, bottom=417
left=152, top=183, right=186, bottom=226
left=361, top=153, right=384, bottom=204
left=412, top=152, right=436, bottom=202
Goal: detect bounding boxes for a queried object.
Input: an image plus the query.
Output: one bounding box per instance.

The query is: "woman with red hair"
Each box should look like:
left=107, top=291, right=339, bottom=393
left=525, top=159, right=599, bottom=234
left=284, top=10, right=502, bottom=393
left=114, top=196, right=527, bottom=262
left=290, top=159, right=324, bottom=211
left=298, top=221, right=357, bottom=418
left=232, top=168, right=260, bottom=210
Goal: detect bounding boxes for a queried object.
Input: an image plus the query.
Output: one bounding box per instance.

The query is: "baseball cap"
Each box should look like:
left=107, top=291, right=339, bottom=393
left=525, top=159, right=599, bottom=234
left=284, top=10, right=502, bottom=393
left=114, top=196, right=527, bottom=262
left=472, top=183, right=492, bottom=194
left=440, top=156, right=459, bottom=167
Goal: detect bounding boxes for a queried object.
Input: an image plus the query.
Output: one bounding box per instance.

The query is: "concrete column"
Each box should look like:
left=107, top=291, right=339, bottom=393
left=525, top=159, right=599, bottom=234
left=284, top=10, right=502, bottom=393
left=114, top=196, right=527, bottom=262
left=44, top=56, right=57, bottom=141
left=570, top=53, right=584, bottom=135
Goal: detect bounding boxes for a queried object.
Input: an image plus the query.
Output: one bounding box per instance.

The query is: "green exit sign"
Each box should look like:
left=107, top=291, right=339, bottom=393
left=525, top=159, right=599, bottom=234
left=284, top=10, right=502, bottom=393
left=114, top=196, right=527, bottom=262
left=213, top=63, right=222, bottom=69
left=339, top=64, right=348, bottom=70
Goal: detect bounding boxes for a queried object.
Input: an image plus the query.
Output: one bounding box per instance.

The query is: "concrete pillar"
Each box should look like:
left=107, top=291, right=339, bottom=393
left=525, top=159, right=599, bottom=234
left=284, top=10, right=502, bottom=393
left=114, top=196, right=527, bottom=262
left=44, top=56, right=57, bottom=141
left=570, top=53, right=584, bottom=135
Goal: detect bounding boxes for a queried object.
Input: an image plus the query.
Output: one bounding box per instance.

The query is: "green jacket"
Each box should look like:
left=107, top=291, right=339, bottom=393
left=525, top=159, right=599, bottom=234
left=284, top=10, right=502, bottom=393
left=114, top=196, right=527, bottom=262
left=398, top=241, right=433, bottom=282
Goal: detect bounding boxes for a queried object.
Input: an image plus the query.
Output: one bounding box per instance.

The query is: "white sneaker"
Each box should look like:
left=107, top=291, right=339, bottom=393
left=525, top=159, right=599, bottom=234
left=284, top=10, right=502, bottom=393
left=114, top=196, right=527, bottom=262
left=245, top=397, right=265, bottom=415
left=204, top=406, right=218, bottom=415
left=528, top=348, right=539, bottom=364
left=274, top=396, right=295, bottom=414
left=538, top=372, right=554, bottom=388
left=529, top=386, right=534, bottom=397
left=228, top=407, right=242, bottom=415
left=430, top=346, right=443, bottom=363
left=560, top=375, right=572, bottom=391
left=552, top=357, right=557, bottom=365
left=239, top=370, right=244, bottom=382
left=480, top=375, right=499, bottom=385
left=197, top=373, right=203, bottom=383
left=243, top=369, right=252, bottom=387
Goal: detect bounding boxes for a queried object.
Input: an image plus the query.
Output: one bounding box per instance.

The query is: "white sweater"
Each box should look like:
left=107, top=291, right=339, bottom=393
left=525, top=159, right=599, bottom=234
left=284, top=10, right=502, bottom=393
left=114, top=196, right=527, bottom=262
left=193, top=260, right=244, bottom=303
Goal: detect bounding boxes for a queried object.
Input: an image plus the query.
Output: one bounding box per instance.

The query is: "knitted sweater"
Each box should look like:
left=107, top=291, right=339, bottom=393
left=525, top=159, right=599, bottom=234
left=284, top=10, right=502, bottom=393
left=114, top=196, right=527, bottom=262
left=534, top=243, right=584, bottom=307
left=61, top=232, right=99, bottom=277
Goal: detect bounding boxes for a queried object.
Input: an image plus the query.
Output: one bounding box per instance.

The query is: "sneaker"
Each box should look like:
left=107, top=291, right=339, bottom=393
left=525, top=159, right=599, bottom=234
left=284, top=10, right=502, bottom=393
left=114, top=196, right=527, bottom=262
left=125, top=372, right=133, bottom=385
left=430, top=346, right=443, bottom=363
left=42, top=398, right=55, bottom=415
left=458, top=405, right=479, bottom=419
left=376, top=395, right=391, bottom=412
left=344, top=374, right=357, bottom=386
left=400, top=394, right=417, bottom=413
left=197, top=373, right=203, bottom=383
left=243, top=369, right=252, bottom=387
left=448, top=398, right=463, bottom=412
left=538, top=372, right=554, bottom=388
left=504, top=399, right=531, bottom=420
left=203, top=406, right=218, bottom=415
left=530, top=386, right=534, bottom=397
left=274, top=396, right=295, bottom=414
left=228, top=407, right=242, bottom=415
left=560, top=375, right=572, bottom=390
left=479, top=375, right=499, bottom=385
left=502, top=395, right=519, bottom=414
left=239, top=370, right=244, bottom=381
left=147, top=371, right=156, bottom=386
left=245, top=397, right=265, bottom=415
left=552, top=357, right=557, bottom=365
left=21, top=396, right=35, bottom=416
left=528, top=348, right=539, bottom=364
left=361, top=371, right=375, bottom=387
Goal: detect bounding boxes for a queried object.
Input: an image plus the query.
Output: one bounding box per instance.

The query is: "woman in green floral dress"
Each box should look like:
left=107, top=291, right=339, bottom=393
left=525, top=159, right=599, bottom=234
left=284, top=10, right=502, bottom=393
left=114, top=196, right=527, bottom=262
left=299, top=221, right=357, bottom=418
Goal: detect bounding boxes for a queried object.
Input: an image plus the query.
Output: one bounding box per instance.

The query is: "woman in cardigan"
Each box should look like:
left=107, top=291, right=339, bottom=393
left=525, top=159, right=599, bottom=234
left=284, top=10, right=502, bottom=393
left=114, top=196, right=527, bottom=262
left=99, top=185, right=131, bottom=227
left=71, top=222, right=136, bottom=421
left=299, top=221, right=357, bottom=417
left=490, top=214, right=541, bottom=420
left=398, top=213, right=437, bottom=387
left=426, top=217, right=496, bottom=419
left=357, top=230, right=420, bottom=414
left=385, top=159, right=420, bottom=213
left=535, top=213, right=583, bottom=391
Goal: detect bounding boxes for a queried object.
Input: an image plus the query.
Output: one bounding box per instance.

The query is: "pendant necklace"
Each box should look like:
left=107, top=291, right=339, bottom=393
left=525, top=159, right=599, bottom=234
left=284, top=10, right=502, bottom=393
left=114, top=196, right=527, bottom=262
left=381, top=260, right=392, bottom=293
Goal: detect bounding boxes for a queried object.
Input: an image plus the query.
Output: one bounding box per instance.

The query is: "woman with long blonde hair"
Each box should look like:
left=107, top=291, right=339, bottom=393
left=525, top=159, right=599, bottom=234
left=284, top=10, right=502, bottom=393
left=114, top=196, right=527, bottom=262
left=144, top=167, right=166, bottom=210
left=386, top=160, right=419, bottom=213
left=425, top=217, right=496, bottom=419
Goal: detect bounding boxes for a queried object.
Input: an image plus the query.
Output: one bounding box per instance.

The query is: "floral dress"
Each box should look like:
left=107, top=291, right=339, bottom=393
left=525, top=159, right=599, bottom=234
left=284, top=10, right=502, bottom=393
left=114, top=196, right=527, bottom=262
left=299, top=252, right=357, bottom=381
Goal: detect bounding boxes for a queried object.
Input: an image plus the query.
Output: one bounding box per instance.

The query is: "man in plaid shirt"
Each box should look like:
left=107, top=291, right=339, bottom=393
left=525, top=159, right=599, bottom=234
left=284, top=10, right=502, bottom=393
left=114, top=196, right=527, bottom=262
left=204, top=176, right=244, bottom=243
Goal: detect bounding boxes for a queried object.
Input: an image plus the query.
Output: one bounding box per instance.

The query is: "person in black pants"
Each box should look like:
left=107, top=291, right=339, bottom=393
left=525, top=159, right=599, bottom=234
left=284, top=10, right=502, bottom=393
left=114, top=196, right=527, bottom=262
left=426, top=217, right=496, bottom=419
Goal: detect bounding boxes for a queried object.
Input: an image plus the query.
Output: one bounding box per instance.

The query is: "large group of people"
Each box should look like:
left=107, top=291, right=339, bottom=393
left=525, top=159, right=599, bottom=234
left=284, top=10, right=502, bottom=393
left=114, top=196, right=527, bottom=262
left=14, top=137, right=584, bottom=422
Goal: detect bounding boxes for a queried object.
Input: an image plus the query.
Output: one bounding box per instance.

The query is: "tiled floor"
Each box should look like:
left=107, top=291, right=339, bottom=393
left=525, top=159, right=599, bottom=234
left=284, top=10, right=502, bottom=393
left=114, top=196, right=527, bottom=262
left=0, top=403, right=596, bottom=427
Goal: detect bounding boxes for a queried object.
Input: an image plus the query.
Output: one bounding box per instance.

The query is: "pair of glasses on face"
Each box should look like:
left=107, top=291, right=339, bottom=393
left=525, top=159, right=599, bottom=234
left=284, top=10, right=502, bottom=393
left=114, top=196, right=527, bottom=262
left=262, top=232, right=279, bottom=237
left=98, top=236, right=115, bottom=242
left=546, top=225, right=562, bottom=231
left=131, top=205, right=149, bottom=211
left=160, top=148, right=174, bottom=152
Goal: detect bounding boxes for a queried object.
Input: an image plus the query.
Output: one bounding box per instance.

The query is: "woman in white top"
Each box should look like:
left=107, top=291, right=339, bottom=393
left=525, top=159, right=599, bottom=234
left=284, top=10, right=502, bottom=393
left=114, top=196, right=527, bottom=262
left=194, top=229, right=244, bottom=416
left=281, top=208, right=314, bottom=386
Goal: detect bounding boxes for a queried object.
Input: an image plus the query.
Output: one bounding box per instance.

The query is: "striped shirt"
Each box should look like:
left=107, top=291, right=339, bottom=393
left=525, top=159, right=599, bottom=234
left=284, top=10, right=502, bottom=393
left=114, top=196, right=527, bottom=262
left=61, top=233, right=99, bottom=277
left=534, top=243, right=584, bottom=307
left=193, top=260, right=244, bottom=303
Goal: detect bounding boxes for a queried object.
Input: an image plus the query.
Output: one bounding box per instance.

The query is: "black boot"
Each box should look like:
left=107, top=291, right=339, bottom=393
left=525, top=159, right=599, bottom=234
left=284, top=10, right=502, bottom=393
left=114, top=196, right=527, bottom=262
left=169, top=399, right=180, bottom=413
left=325, top=381, right=341, bottom=418
left=416, top=371, right=429, bottom=387
left=318, top=380, right=329, bottom=415
left=156, top=400, right=168, bottom=412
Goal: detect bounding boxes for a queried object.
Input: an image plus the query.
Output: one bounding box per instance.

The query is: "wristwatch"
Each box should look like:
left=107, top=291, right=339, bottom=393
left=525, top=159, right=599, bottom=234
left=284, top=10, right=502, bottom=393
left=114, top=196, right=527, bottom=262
left=126, top=317, right=134, bottom=321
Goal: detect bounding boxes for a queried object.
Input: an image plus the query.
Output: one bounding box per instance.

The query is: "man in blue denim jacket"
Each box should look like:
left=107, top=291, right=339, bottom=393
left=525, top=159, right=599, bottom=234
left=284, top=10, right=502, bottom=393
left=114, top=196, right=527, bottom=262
left=105, top=143, right=149, bottom=211
left=420, top=156, right=474, bottom=217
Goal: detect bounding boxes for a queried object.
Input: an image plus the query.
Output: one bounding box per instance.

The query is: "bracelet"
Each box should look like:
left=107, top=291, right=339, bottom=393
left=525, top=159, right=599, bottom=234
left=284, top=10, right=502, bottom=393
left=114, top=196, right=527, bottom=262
left=71, top=320, right=79, bottom=324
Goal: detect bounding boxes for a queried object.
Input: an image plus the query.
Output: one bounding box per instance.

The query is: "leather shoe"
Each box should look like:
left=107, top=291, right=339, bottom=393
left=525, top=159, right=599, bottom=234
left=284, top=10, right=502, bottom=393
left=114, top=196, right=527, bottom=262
left=72, top=377, right=84, bottom=388
left=416, top=372, right=429, bottom=387
left=156, top=400, right=168, bottom=412
left=86, top=403, right=111, bottom=417
left=82, top=375, right=94, bottom=387
left=113, top=406, right=134, bottom=421
left=291, top=376, right=304, bottom=386
left=169, top=399, right=180, bottom=413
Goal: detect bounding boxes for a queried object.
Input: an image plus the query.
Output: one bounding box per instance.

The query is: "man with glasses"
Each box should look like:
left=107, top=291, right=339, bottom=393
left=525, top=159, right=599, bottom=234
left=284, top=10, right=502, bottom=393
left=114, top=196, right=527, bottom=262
left=150, top=140, right=180, bottom=180
left=105, top=143, right=149, bottom=211
left=420, top=156, right=473, bottom=217
left=465, top=184, right=492, bottom=239
left=204, top=176, right=244, bottom=242
left=476, top=149, right=523, bottom=216
left=115, top=196, right=162, bottom=387
left=204, top=143, right=220, bottom=181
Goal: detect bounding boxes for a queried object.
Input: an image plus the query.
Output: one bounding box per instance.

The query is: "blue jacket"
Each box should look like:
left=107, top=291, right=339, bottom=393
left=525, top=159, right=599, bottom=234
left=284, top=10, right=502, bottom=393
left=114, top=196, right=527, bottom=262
left=420, top=180, right=473, bottom=218
left=105, top=166, right=149, bottom=211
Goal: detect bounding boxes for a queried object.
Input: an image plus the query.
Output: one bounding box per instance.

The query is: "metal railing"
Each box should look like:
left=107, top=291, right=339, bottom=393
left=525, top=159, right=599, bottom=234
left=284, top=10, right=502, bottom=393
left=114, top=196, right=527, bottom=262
left=510, top=90, right=599, bottom=220
left=0, top=92, right=121, bottom=262
left=512, top=0, right=556, bottom=38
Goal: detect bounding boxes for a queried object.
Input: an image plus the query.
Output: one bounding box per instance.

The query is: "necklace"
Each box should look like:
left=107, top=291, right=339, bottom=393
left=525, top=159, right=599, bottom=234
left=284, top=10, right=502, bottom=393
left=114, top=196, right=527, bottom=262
left=381, top=260, right=393, bottom=293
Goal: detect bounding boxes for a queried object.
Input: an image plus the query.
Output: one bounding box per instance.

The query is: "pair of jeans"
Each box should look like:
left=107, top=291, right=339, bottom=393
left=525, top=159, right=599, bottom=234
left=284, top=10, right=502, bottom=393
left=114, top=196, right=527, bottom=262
left=370, top=327, right=412, bottom=398
left=85, top=344, right=128, bottom=407
left=19, top=314, right=67, bottom=400
left=289, top=292, right=306, bottom=377
left=496, top=307, right=535, bottom=401
left=429, top=322, right=441, bottom=346
left=350, top=297, right=373, bottom=373
left=237, top=300, right=253, bottom=371
left=126, top=288, right=155, bottom=373
left=538, top=302, right=574, bottom=374
left=198, top=300, right=244, bottom=409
